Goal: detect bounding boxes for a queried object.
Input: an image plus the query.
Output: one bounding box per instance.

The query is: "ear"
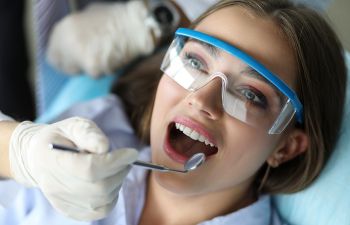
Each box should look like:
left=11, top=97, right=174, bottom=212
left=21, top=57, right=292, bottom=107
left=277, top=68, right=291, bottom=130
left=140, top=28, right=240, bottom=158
left=267, top=129, right=309, bottom=168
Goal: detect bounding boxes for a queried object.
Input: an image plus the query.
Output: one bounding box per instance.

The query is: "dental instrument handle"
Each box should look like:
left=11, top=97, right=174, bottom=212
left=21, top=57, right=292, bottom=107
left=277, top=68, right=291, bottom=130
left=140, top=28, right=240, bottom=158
left=132, top=161, right=186, bottom=173
left=49, top=144, right=79, bottom=153
left=132, top=161, right=169, bottom=171
left=50, top=143, right=187, bottom=173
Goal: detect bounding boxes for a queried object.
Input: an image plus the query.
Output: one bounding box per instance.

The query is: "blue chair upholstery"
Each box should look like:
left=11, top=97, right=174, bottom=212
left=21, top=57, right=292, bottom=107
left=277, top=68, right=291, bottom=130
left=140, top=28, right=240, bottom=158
left=35, top=60, right=117, bottom=123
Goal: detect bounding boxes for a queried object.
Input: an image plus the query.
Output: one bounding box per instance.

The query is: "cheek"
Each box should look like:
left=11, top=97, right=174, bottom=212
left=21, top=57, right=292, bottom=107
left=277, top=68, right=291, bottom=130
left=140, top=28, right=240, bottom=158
left=150, top=76, right=187, bottom=157
left=152, top=77, right=179, bottom=117
left=151, top=76, right=183, bottom=129
left=213, top=126, right=278, bottom=186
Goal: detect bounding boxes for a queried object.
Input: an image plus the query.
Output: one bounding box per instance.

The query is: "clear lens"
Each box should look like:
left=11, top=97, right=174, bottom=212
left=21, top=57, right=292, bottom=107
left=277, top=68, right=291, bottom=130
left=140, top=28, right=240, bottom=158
left=161, top=35, right=296, bottom=134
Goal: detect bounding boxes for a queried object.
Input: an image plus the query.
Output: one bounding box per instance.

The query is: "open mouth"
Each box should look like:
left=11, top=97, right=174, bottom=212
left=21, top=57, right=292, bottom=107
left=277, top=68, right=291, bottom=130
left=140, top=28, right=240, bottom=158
left=165, top=122, right=218, bottom=163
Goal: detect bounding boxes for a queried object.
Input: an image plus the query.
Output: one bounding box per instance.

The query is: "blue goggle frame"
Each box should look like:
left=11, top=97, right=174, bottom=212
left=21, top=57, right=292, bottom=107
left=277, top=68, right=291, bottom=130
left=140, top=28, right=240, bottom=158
left=175, top=28, right=303, bottom=124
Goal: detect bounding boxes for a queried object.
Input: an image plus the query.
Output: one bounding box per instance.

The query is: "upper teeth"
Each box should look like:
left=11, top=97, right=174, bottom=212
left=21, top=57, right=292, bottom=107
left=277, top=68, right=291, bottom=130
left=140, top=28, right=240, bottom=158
left=175, top=122, right=216, bottom=147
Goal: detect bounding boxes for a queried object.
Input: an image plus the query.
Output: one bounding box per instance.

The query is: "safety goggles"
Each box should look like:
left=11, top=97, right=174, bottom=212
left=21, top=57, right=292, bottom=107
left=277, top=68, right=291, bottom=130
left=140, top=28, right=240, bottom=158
left=160, top=28, right=303, bottom=134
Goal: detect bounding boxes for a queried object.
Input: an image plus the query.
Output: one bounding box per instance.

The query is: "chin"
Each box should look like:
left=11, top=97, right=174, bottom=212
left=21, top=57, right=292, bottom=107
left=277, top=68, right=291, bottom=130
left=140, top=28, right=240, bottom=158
left=154, top=172, right=196, bottom=195
left=152, top=171, right=207, bottom=196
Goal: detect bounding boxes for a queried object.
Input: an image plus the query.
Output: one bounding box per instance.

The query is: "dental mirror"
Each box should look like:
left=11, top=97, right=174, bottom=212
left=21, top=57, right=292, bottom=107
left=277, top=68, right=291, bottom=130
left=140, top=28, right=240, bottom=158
left=50, top=143, right=206, bottom=174
left=132, top=152, right=206, bottom=173
left=184, top=153, right=206, bottom=171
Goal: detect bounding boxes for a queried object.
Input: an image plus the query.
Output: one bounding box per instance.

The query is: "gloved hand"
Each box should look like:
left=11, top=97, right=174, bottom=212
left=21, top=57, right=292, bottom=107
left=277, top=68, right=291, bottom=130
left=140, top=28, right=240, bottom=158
left=47, top=1, right=159, bottom=77
left=9, top=117, right=138, bottom=220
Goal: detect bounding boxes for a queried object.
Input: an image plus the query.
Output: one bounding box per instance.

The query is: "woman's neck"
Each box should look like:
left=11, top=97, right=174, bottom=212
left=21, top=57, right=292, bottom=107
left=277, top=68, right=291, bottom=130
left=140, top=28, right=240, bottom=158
left=139, top=172, right=257, bottom=225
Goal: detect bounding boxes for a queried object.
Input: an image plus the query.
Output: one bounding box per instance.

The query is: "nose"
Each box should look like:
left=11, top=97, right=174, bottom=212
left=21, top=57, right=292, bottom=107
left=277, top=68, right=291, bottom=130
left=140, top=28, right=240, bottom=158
left=186, top=77, right=224, bottom=119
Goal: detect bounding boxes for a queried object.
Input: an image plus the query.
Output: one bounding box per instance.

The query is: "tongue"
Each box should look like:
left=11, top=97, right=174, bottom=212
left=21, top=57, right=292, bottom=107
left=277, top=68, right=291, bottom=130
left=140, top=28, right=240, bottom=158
left=174, top=135, right=200, bottom=154
left=171, top=129, right=216, bottom=157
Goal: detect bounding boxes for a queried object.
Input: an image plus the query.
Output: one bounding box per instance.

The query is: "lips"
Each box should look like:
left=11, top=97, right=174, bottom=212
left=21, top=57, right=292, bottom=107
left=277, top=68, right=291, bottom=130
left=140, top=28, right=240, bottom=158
left=164, top=118, right=218, bottom=164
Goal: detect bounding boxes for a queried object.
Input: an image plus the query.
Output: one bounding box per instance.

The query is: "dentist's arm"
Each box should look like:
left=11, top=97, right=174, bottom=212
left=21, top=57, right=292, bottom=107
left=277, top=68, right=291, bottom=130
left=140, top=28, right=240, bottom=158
left=0, top=121, right=17, bottom=178
left=0, top=116, right=138, bottom=220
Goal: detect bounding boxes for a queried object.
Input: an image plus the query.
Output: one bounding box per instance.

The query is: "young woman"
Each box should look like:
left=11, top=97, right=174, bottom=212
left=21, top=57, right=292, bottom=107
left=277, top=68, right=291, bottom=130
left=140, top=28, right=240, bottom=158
left=0, top=0, right=346, bottom=224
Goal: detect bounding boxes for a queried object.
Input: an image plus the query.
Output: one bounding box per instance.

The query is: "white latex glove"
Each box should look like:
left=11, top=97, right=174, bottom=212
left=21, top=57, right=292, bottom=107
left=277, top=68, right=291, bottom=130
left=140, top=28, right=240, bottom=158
left=47, top=1, right=158, bottom=77
left=9, top=117, right=138, bottom=220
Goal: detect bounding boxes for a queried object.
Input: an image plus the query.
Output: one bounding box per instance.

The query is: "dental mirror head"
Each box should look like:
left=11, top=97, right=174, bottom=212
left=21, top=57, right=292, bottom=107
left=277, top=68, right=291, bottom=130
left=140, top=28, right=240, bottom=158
left=184, top=153, right=206, bottom=172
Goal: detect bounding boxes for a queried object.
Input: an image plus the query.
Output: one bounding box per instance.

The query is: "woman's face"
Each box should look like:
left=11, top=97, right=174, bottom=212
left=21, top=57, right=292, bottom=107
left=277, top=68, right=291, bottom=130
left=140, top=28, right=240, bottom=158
left=150, top=6, right=298, bottom=195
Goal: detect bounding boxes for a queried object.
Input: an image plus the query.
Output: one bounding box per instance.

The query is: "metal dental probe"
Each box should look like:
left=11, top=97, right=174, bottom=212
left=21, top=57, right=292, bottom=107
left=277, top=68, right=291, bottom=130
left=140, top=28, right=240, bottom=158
left=50, top=143, right=206, bottom=173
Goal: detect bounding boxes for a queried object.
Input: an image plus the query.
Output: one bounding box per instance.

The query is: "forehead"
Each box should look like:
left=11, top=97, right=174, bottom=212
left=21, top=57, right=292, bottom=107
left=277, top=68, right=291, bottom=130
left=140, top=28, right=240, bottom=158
left=194, top=6, right=297, bottom=89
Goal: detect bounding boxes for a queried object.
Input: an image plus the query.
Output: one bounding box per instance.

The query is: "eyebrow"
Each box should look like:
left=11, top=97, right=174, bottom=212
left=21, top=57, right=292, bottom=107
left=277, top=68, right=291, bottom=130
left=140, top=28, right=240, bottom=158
left=240, top=67, right=284, bottom=101
left=188, top=38, right=220, bottom=59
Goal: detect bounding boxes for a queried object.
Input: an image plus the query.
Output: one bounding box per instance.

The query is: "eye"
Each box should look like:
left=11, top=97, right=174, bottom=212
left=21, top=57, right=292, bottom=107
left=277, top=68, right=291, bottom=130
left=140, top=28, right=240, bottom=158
left=238, top=87, right=267, bottom=108
left=183, top=52, right=208, bottom=74
left=189, top=58, right=201, bottom=69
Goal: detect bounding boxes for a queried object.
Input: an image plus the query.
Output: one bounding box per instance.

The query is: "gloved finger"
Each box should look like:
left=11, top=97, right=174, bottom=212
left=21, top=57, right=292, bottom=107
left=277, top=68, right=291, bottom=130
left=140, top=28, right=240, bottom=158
left=87, top=194, right=119, bottom=220
left=46, top=191, right=119, bottom=221
left=47, top=17, right=82, bottom=75
left=59, top=182, right=121, bottom=210
left=56, top=148, right=139, bottom=181
left=84, top=44, right=103, bottom=76
left=44, top=166, right=129, bottom=198
left=42, top=176, right=121, bottom=213
left=56, top=117, right=109, bottom=154
left=29, top=124, right=74, bottom=150
left=83, top=186, right=121, bottom=209
left=60, top=55, right=80, bottom=74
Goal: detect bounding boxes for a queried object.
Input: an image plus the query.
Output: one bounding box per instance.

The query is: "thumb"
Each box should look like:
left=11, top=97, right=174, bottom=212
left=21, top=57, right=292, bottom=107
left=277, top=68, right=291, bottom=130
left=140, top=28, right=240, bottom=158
left=55, top=117, right=109, bottom=154
left=56, top=148, right=139, bottom=181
